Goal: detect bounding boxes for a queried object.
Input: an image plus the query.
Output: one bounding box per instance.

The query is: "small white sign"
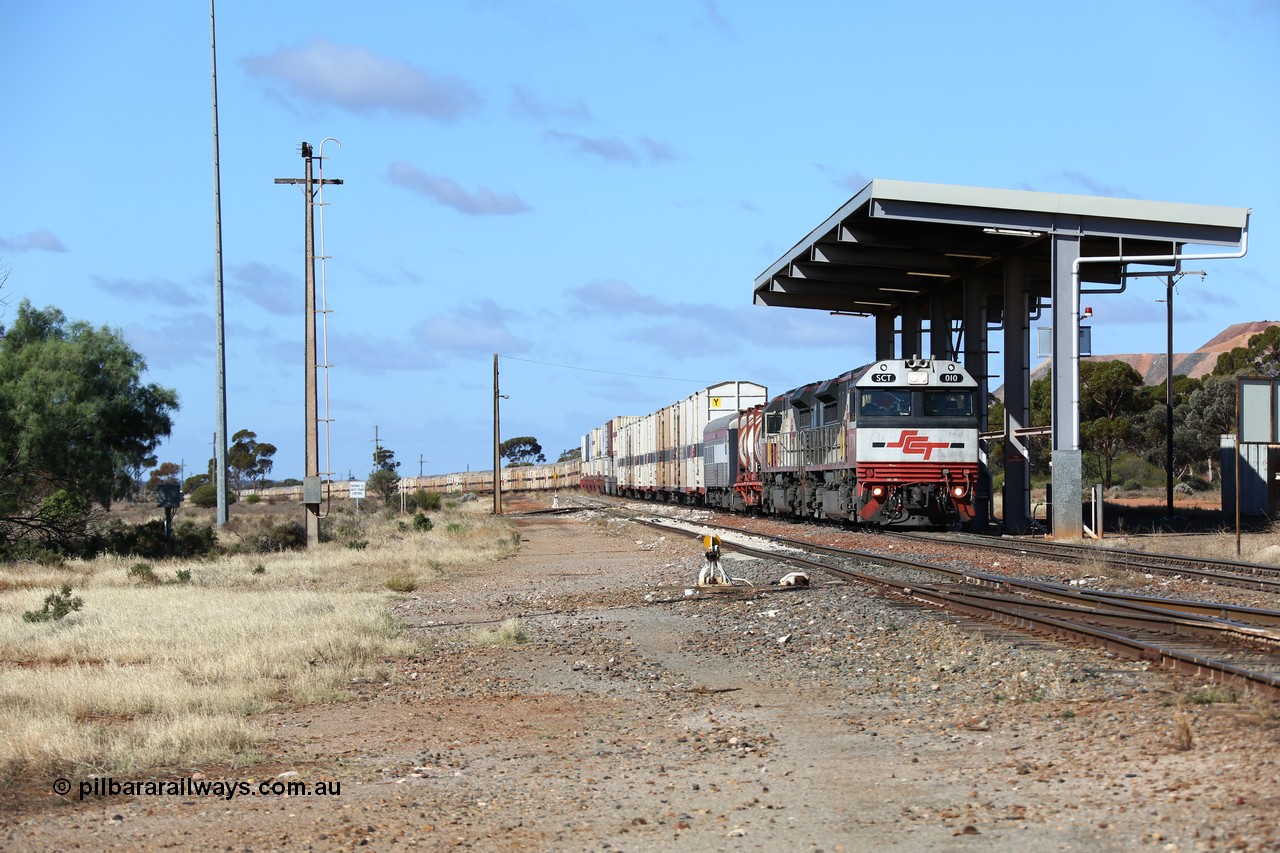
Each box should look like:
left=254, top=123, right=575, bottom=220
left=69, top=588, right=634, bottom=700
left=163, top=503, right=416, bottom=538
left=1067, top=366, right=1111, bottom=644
left=349, top=481, right=367, bottom=499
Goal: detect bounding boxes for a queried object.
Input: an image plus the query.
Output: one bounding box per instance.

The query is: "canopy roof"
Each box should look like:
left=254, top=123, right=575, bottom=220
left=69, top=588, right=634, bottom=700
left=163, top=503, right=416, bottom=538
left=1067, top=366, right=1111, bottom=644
left=753, top=179, right=1250, bottom=321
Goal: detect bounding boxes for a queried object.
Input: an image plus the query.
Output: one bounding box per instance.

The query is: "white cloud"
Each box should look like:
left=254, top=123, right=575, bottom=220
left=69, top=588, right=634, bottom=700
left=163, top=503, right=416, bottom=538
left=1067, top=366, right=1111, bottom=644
left=242, top=38, right=482, bottom=120
left=387, top=162, right=531, bottom=216
left=0, top=228, right=66, bottom=253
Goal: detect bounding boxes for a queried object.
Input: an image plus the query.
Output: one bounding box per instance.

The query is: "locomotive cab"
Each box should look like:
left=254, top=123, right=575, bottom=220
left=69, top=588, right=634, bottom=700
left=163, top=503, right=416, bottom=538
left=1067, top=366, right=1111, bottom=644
left=853, top=358, right=980, bottom=527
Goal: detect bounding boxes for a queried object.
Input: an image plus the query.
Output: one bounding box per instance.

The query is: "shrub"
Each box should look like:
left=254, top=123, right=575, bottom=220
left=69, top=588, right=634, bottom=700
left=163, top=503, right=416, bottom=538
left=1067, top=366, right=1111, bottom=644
left=346, top=539, right=369, bottom=551
left=128, top=562, right=160, bottom=584
left=470, top=618, right=528, bottom=646
left=1178, top=475, right=1213, bottom=492
left=245, top=494, right=262, bottom=504
left=98, top=519, right=219, bottom=560
left=230, top=518, right=306, bottom=553
left=246, top=519, right=306, bottom=553
left=190, top=484, right=237, bottom=509
left=1110, top=454, right=1165, bottom=490
left=0, top=540, right=66, bottom=566
left=412, top=490, right=442, bottom=512
left=1172, top=710, right=1194, bottom=751
left=190, top=484, right=216, bottom=508
left=35, top=489, right=93, bottom=534
left=172, top=521, right=219, bottom=557
left=1186, top=685, right=1236, bottom=705
left=413, top=513, right=433, bottom=532
left=385, top=574, right=417, bottom=593
left=22, top=584, right=84, bottom=623
left=367, top=468, right=400, bottom=504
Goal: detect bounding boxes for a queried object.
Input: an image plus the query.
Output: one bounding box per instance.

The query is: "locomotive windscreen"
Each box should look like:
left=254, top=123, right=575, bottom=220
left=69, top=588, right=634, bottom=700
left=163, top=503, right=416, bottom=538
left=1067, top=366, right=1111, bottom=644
left=922, top=390, right=975, bottom=417
left=857, top=390, right=911, bottom=417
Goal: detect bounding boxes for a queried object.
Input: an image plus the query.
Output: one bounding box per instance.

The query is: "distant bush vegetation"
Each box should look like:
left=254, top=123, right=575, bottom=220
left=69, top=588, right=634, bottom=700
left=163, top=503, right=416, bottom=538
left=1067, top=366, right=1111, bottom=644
left=190, top=484, right=237, bottom=509
left=412, top=490, right=443, bottom=512
left=100, top=519, right=219, bottom=559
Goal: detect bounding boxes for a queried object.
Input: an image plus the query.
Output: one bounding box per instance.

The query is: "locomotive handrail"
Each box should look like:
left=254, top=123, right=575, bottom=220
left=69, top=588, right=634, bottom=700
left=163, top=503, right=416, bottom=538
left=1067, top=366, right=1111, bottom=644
left=979, top=425, right=1052, bottom=440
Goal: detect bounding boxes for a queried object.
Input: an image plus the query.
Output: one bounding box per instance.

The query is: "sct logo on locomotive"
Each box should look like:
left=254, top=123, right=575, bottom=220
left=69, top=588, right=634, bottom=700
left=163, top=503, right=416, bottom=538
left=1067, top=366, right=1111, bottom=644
left=884, top=429, right=950, bottom=460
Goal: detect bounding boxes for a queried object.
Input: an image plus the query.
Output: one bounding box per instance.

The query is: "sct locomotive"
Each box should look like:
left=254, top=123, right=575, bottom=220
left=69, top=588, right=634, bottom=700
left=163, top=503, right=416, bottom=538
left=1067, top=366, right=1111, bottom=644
left=583, top=357, right=981, bottom=528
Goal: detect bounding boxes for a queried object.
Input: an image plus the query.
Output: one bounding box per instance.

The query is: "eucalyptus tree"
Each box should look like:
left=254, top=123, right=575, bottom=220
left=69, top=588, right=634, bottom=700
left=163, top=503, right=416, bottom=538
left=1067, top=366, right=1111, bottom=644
left=0, top=300, right=177, bottom=546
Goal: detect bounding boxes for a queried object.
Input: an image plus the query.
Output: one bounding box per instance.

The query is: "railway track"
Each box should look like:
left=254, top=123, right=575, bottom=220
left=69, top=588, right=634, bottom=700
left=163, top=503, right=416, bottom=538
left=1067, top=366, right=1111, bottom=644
left=573, top=501, right=1280, bottom=701
left=893, top=529, right=1280, bottom=593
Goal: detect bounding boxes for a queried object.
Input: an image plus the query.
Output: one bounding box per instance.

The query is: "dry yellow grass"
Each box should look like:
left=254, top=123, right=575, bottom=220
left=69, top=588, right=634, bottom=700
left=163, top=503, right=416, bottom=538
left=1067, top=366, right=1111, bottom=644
left=0, top=501, right=518, bottom=780
left=470, top=617, right=529, bottom=646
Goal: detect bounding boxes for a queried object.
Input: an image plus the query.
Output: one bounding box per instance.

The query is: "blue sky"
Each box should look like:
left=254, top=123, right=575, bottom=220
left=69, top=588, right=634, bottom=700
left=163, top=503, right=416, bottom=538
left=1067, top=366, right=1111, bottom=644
left=2, top=1, right=1277, bottom=482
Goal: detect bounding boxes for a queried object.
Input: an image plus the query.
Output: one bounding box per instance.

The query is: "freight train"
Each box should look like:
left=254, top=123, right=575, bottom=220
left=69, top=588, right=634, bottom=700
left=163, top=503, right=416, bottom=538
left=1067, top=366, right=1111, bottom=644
left=260, top=358, right=981, bottom=527
left=582, top=357, right=981, bottom=528
left=258, top=461, right=582, bottom=503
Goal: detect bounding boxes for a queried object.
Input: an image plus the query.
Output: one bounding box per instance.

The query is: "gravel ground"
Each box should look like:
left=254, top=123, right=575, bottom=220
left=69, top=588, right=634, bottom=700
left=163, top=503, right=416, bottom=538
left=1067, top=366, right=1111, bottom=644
left=3, top=502, right=1279, bottom=851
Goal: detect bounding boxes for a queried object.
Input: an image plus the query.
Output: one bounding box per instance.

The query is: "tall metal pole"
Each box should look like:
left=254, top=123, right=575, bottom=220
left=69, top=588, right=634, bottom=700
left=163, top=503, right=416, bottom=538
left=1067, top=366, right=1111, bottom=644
left=493, top=353, right=501, bottom=515
left=210, top=0, right=229, bottom=527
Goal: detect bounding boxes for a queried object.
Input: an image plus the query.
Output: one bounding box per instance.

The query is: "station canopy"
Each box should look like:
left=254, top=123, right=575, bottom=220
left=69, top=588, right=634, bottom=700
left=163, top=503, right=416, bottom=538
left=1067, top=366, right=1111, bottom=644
left=753, top=179, right=1250, bottom=323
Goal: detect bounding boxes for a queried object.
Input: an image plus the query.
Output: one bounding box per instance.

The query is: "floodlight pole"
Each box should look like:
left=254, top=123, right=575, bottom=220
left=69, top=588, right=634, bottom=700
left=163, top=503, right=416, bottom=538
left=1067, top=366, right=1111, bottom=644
left=210, top=0, right=229, bottom=527
left=1165, top=274, right=1175, bottom=516
left=1148, top=269, right=1203, bottom=517
left=275, top=143, right=342, bottom=546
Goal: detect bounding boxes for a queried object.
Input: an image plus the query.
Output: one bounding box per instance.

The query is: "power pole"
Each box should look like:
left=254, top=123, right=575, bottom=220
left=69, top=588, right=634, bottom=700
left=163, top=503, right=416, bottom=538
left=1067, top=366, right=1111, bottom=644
left=275, top=142, right=342, bottom=547
left=493, top=353, right=503, bottom=515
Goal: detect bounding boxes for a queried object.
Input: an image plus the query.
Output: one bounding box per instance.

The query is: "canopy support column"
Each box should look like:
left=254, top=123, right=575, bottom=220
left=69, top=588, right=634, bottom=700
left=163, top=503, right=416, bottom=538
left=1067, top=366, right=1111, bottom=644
left=930, top=292, right=953, bottom=360
left=901, top=300, right=922, bottom=359
left=875, top=311, right=896, bottom=361
left=964, top=275, right=990, bottom=528
left=1050, top=232, right=1083, bottom=538
left=1002, top=256, right=1031, bottom=533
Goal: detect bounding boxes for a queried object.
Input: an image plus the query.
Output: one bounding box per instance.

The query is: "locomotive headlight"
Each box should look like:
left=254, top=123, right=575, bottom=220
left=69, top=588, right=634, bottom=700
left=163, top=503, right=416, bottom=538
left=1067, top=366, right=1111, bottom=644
left=951, top=484, right=968, bottom=499
left=870, top=485, right=886, bottom=498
